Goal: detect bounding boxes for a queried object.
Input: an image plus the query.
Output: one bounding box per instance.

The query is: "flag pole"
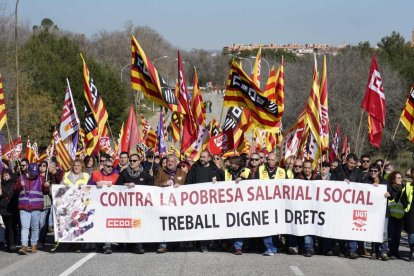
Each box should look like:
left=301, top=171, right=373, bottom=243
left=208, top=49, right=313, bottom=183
left=354, top=110, right=364, bottom=154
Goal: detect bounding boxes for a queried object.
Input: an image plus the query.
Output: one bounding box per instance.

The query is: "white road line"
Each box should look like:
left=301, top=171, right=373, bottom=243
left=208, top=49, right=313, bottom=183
left=289, top=265, right=305, bottom=276
left=59, top=252, right=97, bottom=276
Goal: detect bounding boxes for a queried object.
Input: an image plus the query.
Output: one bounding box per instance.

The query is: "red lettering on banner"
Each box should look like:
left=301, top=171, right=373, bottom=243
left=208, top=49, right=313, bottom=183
left=100, top=192, right=153, bottom=207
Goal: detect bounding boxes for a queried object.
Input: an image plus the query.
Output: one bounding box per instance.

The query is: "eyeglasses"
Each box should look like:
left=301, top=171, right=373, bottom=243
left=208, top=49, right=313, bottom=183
left=370, top=170, right=379, bottom=173
left=21, top=164, right=27, bottom=167
left=361, top=160, right=370, bottom=163
left=104, top=165, right=113, bottom=169
left=129, top=159, right=139, bottom=163
left=294, top=165, right=302, bottom=168
left=250, top=158, right=260, bottom=161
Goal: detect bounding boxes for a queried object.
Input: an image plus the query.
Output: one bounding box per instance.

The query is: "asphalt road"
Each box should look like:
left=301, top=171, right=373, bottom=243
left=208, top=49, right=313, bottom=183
left=1, top=241, right=413, bottom=276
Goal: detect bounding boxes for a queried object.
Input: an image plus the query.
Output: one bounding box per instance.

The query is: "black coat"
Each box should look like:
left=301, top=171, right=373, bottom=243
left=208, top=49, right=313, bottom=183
left=331, top=164, right=363, bottom=183
left=115, top=167, right=153, bottom=186
left=363, top=176, right=390, bottom=217
left=185, top=161, right=224, bottom=184
left=0, top=174, right=19, bottom=216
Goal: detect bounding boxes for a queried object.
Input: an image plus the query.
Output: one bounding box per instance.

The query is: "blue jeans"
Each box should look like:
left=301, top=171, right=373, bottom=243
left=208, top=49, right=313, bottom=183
left=304, top=236, right=314, bottom=252
left=408, top=233, right=414, bottom=246
left=234, top=237, right=277, bottom=252
left=20, top=210, right=42, bottom=246
left=371, top=217, right=389, bottom=255
left=39, top=208, right=51, bottom=244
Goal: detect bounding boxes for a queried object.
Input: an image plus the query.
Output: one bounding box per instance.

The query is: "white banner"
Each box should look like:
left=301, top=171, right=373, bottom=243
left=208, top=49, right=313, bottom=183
left=52, top=179, right=386, bottom=243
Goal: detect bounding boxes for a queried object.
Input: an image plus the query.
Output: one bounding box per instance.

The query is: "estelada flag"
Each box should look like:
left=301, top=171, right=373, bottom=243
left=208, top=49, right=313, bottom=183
left=130, top=35, right=184, bottom=114
left=361, top=55, right=386, bottom=148
left=399, top=85, right=414, bottom=142
left=224, top=60, right=280, bottom=131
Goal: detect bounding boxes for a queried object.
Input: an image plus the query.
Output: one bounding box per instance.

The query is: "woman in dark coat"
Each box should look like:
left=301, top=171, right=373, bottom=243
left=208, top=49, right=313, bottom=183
left=0, top=169, right=19, bottom=252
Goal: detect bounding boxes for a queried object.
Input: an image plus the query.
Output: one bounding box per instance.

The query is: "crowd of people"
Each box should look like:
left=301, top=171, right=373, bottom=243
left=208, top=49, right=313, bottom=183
left=0, top=150, right=414, bottom=261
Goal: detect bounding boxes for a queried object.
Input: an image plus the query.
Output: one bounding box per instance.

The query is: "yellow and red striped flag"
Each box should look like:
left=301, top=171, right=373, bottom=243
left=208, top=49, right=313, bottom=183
left=191, top=68, right=206, bottom=126
left=263, top=65, right=277, bottom=101
left=53, top=129, right=71, bottom=171
left=130, top=35, right=184, bottom=114
left=305, top=57, right=321, bottom=150
left=81, top=53, right=108, bottom=154
left=224, top=60, right=280, bottom=131
left=24, top=138, right=35, bottom=163
left=400, top=84, right=414, bottom=142
left=319, top=55, right=329, bottom=152
left=0, top=75, right=8, bottom=130
left=251, top=46, right=262, bottom=87
left=145, top=128, right=157, bottom=150
left=169, top=112, right=181, bottom=143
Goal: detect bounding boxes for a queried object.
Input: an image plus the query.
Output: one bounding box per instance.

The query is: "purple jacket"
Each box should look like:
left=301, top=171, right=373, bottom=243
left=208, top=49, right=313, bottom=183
left=15, top=175, right=48, bottom=211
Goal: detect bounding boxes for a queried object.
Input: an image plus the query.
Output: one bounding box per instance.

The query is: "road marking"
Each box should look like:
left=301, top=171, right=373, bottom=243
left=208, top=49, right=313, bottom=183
left=59, top=252, right=97, bottom=276
left=289, top=265, right=304, bottom=276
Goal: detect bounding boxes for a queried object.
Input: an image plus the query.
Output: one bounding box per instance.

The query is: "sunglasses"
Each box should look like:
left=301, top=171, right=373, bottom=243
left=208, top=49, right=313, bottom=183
left=294, top=165, right=302, bottom=168
left=129, top=159, right=139, bottom=163
left=104, top=165, right=113, bottom=169
left=40, top=164, right=47, bottom=167
left=21, top=164, right=27, bottom=167
left=361, top=160, right=370, bottom=163
left=214, top=157, right=220, bottom=160
left=250, top=158, right=260, bottom=161
left=370, top=170, right=379, bottom=173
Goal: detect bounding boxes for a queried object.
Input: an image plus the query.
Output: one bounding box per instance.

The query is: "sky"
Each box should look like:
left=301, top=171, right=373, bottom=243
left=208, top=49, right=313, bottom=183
left=5, top=0, right=414, bottom=50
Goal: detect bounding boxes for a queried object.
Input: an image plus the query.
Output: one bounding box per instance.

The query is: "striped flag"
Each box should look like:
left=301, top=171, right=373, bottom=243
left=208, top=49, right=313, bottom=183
left=221, top=107, right=251, bottom=151
left=53, top=129, right=71, bottom=171
left=130, top=35, right=184, bottom=113
left=263, top=65, right=277, bottom=101
left=169, top=112, right=181, bottom=143
left=251, top=46, right=262, bottom=87
left=224, top=60, right=280, bottom=131
left=84, top=103, right=99, bottom=155
left=145, top=128, right=157, bottom=149
left=191, top=68, right=206, bottom=126
left=81, top=53, right=109, bottom=148
left=0, top=75, right=8, bottom=130
left=24, top=138, right=35, bottom=163
left=319, top=55, right=329, bottom=152
left=280, top=112, right=306, bottom=162
left=400, top=85, right=414, bottom=142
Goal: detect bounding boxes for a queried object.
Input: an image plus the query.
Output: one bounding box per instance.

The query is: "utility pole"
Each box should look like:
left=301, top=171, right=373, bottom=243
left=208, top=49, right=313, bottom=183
left=15, top=0, right=20, bottom=137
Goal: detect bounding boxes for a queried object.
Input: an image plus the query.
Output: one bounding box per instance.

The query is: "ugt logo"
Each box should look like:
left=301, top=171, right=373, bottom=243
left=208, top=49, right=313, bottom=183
left=352, top=210, right=367, bottom=231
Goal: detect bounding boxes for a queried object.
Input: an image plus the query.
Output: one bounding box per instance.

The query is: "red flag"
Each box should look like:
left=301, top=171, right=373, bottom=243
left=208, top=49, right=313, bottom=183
left=2, top=136, right=22, bottom=161
left=361, top=55, right=386, bottom=148
left=120, top=106, right=139, bottom=153
left=178, top=51, right=197, bottom=152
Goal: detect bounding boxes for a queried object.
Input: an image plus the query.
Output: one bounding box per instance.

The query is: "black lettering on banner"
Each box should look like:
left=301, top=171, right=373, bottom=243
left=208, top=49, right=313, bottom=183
left=229, top=72, right=278, bottom=115
left=318, top=212, right=325, bottom=225
left=160, top=216, right=167, bottom=231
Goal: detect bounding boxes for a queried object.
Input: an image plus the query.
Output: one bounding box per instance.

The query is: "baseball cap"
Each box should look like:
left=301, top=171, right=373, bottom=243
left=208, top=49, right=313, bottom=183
left=28, top=163, right=39, bottom=177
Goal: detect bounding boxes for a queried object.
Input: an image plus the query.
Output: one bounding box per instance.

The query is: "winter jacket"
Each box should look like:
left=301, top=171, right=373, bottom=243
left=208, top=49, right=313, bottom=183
left=185, top=161, right=224, bottom=184
left=154, top=167, right=187, bottom=187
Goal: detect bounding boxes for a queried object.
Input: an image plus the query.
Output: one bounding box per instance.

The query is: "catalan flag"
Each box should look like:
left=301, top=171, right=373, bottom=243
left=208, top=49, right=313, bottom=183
left=224, top=60, right=280, bottom=131
left=169, top=112, right=181, bottom=143
left=53, top=129, right=71, bottom=171
left=130, top=35, right=184, bottom=113
left=25, top=138, right=35, bottom=163
left=0, top=75, right=7, bottom=130
left=400, top=84, right=414, bottom=142
left=81, top=54, right=108, bottom=149
left=251, top=46, right=262, bottom=87
left=84, top=103, right=99, bottom=155
left=191, top=68, right=206, bottom=126
left=263, top=65, right=277, bottom=101
left=319, top=55, right=329, bottom=152
left=145, top=128, right=157, bottom=149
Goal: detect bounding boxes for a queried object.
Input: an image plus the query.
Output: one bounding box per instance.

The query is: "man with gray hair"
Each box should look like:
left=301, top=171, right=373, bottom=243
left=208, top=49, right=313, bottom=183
left=154, top=154, right=187, bottom=253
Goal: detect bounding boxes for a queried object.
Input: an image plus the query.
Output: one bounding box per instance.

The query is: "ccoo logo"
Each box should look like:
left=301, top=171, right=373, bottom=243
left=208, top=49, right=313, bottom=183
left=106, top=218, right=141, bottom=228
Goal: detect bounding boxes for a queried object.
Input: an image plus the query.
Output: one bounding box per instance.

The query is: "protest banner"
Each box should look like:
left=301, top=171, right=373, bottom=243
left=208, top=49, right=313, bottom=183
left=52, top=179, right=386, bottom=243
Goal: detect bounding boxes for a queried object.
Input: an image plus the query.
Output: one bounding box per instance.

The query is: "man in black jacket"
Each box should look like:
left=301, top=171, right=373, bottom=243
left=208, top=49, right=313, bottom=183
left=185, top=150, right=224, bottom=252
left=331, top=153, right=363, bottom=259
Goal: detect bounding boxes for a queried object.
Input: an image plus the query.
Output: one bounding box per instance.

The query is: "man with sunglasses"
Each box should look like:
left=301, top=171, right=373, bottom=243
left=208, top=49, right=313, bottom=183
left=360, top=154, right=371, bottom=182
left=88, top=157, right=119, bottom=254
left=232, top=153, right=278, bottom=256
left=115, top=153, right=152, bottom=254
